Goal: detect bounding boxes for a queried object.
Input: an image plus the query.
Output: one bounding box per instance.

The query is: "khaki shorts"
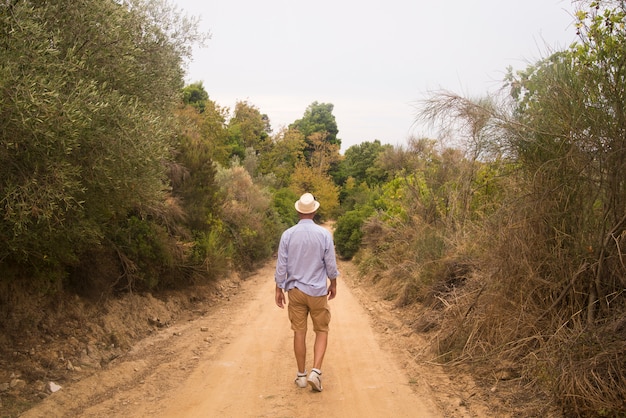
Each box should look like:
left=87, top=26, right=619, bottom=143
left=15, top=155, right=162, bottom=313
left=287, top=287, right=331, bottom=333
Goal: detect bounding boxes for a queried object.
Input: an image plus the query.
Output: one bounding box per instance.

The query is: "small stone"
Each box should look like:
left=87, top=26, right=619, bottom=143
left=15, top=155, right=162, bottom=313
left=200, top=327, right=209, bottom=332
left=47, top=381, right=62, bottom=393
left=0, top=382, right=9, bottom=392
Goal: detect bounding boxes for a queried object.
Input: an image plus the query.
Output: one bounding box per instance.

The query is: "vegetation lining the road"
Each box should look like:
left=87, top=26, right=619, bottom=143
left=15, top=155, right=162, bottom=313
left=1, top=1, right=625, bottom=416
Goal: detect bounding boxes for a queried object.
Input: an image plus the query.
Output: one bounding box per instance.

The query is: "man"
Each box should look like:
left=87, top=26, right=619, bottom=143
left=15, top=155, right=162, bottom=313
left=274, top=192, right=339, bottom=392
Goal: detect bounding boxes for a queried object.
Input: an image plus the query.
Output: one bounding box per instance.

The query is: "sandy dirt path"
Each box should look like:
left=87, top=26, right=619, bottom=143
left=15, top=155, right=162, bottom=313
left=20, top=256, right=474, bottom=418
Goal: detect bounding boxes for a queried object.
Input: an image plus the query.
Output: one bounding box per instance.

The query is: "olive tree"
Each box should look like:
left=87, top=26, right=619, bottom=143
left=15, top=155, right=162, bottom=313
left=0, top=0, right=206, bottom=283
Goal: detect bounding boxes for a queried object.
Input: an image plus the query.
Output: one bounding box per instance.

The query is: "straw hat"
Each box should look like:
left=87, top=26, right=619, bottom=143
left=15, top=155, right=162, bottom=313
left=294, top=193, right=320, bottom=214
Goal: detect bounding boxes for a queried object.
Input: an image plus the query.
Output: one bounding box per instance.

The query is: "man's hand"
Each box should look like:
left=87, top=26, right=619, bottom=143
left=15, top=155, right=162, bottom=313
left=327, top=279, right=337, bottom=300
left=275, top=286, right=285, bottom=309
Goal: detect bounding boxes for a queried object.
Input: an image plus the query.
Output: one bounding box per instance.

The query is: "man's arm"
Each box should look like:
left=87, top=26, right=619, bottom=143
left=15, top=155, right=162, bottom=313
left=274, top=232, right=288, bottom=308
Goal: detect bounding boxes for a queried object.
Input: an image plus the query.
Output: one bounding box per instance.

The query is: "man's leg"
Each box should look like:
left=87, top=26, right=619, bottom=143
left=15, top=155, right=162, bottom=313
left=312, top=331, right=328, bottom=370
left=307, top=295, right=330, bottom=392
left=288, top=289, right=309, bottom=374
left=294, top=330, right=307, bottom=373
left=309, top=294, right=331, bottom=371
left=307, top=331, right=327, bottom=392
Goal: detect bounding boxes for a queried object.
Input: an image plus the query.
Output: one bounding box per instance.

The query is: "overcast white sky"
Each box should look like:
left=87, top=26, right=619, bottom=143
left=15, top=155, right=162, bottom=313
left=172, top=0, right=578, bottom=151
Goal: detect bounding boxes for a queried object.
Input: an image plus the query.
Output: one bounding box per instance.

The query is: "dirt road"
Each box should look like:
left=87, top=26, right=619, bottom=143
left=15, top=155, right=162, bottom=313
left=20, top=256, right=476, bottom=418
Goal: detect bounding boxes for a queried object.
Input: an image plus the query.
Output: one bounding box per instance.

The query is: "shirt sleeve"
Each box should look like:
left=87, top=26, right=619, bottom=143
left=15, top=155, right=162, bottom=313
left=324, top=231, right=339, bottom=280
left=274, top=233, right=289, bottom=288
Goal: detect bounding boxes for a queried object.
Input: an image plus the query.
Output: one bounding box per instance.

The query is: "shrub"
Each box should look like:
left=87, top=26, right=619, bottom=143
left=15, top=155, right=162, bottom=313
left=334, top=209, right=370, bottom=259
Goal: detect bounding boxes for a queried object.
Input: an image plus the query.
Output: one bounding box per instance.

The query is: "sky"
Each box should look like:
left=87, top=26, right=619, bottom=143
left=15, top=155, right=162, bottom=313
left=172, top=0, right=578, bottom=152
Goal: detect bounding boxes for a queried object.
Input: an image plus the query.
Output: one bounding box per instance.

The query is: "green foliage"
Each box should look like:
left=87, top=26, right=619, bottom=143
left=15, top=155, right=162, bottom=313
left=306, top=131, right=342, bottom=175
left=182, top=81, right=210, bottom=113
left=374, top=175, right=422, bottom=225
left=0, top=0, right=204, bottom=284
left=339, top=177, right=378, bottom=214
left=334, top=205, right=374, bottom=259
left=338, top=140, right=392, bottom=186
left=257, top=128, right=306, bottom=188
left=190, top=228, right=233, bottom=279
left=289, top=163, right=340, bottom=221
left=228, top=101, right=271, bottom=155
left=289, top=101, right=341, bottom=165
left=290, top=102, right=340, bottom=146
left=191, top=98, right=232, bottom=166
left=284, top=105, right=343, bottom=220
left=172, top=105, right=223, bottom=231
left=272, top=188, right=300, bottom=226
left=214, top=164, right=279, bottom=270
left=109, top=216, right=175, bottom=291
left=353, top=139, right=476, bottom=301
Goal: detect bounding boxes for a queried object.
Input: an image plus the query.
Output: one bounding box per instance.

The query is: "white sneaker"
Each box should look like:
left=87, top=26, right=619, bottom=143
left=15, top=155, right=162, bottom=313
left=307, top=370, right=322, bottom=392
left=295, top=373, right=307, bottom=388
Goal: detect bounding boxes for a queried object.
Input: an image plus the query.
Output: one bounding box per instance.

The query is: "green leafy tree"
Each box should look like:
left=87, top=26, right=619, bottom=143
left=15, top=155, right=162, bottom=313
left=257, top=128, right=306, bottom=188
left=182, top=81, right=210, bottom=113
left=227, top=101, right=271, bottom=162
left=338, top=140, right=392, bottom=186
left=307, top=131, right=342, bottom=175
left=0, top=0, right=205, bottom=284
left=172, top=104, right=222, bottom=232
left=290, top=101, right=341, bottom=166
left=198, top=99, right=232, bottom=166
left=290, top=102, right=340, bottom=145
left=271, top=187, right=300, bottom=226
left=334, top=204, right=375, bottom=260
left=289, top=162, right=340, bottom=220
left=339, top=176, right=375, bottom=213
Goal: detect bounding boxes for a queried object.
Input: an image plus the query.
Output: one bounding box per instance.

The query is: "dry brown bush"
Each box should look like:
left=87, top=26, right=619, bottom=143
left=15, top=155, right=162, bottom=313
left=357, top=183, right=626, bottom=416
left=428, top=196, right=626, bottom=417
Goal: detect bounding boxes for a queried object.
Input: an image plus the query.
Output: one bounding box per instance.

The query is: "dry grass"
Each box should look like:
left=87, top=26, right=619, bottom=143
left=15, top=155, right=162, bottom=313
left=356, top=202, right=626, bottom=417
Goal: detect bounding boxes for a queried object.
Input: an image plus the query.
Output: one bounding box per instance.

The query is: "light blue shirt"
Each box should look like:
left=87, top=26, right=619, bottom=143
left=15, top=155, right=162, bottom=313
left=275, top=219, right=339, bottom=297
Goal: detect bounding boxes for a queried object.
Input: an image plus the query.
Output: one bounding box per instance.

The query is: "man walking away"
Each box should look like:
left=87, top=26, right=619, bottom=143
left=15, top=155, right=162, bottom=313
left=274, top=192, right=339, bottom=392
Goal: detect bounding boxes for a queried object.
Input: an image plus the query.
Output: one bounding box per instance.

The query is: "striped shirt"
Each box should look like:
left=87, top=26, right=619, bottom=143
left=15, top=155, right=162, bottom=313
left=274, top=219, right=339, bottom=297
